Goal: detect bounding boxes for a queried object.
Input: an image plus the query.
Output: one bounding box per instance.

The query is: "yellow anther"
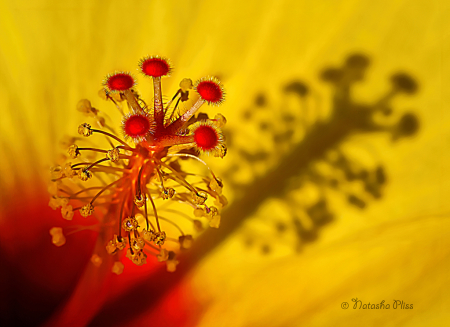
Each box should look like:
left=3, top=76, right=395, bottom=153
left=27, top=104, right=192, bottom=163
left=214, top=194, right=228, bottom=208
left=78, top=167, right=92, bottom=181
left=134, top=194, right=146, bottom=208
left=99, top=88, right=124, bottom=102
left=214, top=144, right=227, bottom=158
left=61, top=205, right=74, bottom=221
left=78, top=123, right=93, bottom=137
left=122, top=216, right=139, bottom=232
left=193, top=207, right=205, bottom=217
left=68, top=145, right=80, bottom=159
left=193, top=219, right=204, bottom=232
left=48, top=197, right=69, bottom=210
left=50, top=165, right=62, bottom=179
left=157, top=248, right=169, bottom=262
left=213, top=113, right=227, bottom=128
left=207, top=206, right=219, bottom=218
left=107, top=147, right=120, bottom=162
left=63, top=163, right=77, bottom=178
left=126, top=249, right=147, bottom=266
left=106, top=240, right=117, bottom=255
left=209, top=177, right=223, bottom=194
left=131, top=237, right=145, bottom=250
left=77, top=99, right=99, bottom=116
left=161, top=188, right=175, bottom=200
left=209, top=215, right=221, bottom=228
left=49, top=227, right=66, bottom=247
left=80, top=203, right=94, bottom=217
left=91, top=254, right=102, bottom=267
left=179, top=235, right=194, bottom=249
left=193, top=191, right=208, bottom=205
left=112, top=262, right=124, bottom=275
left=180, top=78, right=193, bottom=92
left=166, top=251, right=179, bottom=272
left=106, top=235, right=126, bottom=254
left=154, top=231, right=166, bottom=246
left=142, top=229, right=155, bottom=242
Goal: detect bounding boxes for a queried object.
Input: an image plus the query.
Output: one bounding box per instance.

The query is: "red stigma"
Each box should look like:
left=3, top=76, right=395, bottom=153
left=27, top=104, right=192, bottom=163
left=140, top=57, right=170, bottom=77
left=107, top=73, right=135, bottom=91
left=193, top=125, right=219, bottom=150
left=196, top=80, right=223, bottom=104
left=124, top=114, right=151, bottom=138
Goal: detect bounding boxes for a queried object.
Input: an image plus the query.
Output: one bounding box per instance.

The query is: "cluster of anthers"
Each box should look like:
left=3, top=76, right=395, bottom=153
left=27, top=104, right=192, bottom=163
left=49, top=56, right=227, bottom=273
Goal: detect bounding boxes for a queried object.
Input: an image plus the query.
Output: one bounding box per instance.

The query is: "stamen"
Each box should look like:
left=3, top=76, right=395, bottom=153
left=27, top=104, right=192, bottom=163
left=86, top=158, right=110, bottom=171
left=90, top=177, right=125, bottom=205
left=118, top=189, right=130, bottom=238
left=51, top=56, right=228, bottom=272
left=159, top=216, right=185, bottom=236
left=105, top=92, right=125, bottom=115
left=164, top=89, right=181, bottom=115
left=166, top=78, right=192, bottom=125
left=167, top=153, right=218, bottom=179
left=77, top=147, right=108, bottom=154
left=157, top=160, right=197, bottom=193
left=146, top=189, right=161, bottom=232
left=90, top=128, right=130, bottom=147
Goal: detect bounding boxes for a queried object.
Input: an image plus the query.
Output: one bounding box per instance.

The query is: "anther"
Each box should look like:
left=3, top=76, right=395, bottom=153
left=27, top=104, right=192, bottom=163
left=78, top=167, right=92, bottom=181
left=107, top=147, right=120, bottom=162
left=112, top=262, right=124, bottom=275
left=80, top=203, right=94, bottom=217
left=126, top=249, right=147, bottom=266
left=68, top=145, right=80, bottom=159
left=193, top=191, right=208, bottom=205
left=166, top=251, right=179, bottom=272
left=134, top=194, right=146, bottom=208
left=50, top=227, right=66, bottom=247
left=153, top=231, right=166, bottom=246
left=157, top=248, right=169, bottom=262
left=161, top=188, right=175, bottom=200
left=131, top=237, right=145, bottom=250
left=122, top=216, right=139, bottom=232
left=78, top=123, right=93, bottom=137
left=179, top=235, right=194, bottom=249
left=61, top=205, right=74, bottom=220
left=142, top=229, right=156, bottom=242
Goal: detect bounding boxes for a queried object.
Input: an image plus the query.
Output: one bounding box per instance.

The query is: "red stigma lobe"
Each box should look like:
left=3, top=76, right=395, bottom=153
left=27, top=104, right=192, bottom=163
left=107, top=73, right=135, bottom=91
left=193, top=125, right=219, bottom=150
left=124, top=115, right=151, bottom=138
left=196, top=80, right=223, bottom=103
left=141, top=58, right=170, bottom=77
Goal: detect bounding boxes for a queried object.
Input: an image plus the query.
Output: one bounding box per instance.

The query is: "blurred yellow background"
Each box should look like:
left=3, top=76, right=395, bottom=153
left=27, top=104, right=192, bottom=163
left=0, top=0, right=449, bottom=326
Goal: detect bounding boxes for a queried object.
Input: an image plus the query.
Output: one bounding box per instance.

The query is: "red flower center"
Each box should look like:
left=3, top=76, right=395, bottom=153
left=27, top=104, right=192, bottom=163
left=196, top=80, right=223, bottom=103
left=107, top=73, right=135, bottom=91
left=124, top=115, right=151, bottom=138
left=193, top=125, right=218, bottom=150
left=141, top=58, right=170, bottom=77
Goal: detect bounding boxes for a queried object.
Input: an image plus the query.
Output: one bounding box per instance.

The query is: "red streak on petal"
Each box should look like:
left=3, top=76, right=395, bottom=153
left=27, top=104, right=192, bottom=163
left=0, top=182, right=96, bottom=326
